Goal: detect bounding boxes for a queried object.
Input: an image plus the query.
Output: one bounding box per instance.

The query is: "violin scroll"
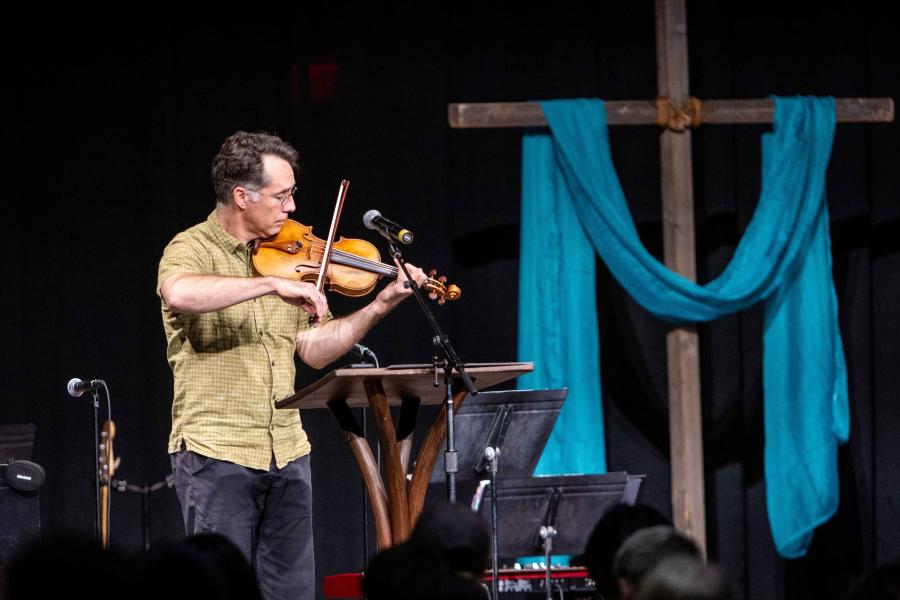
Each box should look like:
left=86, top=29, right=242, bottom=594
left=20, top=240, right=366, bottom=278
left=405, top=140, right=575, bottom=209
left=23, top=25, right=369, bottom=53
left=424, top=269, right=461, bottom=305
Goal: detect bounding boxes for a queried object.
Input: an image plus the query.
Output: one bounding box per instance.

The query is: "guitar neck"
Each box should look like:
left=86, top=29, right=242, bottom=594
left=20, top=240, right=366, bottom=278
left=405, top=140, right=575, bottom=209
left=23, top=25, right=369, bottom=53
left=98, top=419, right=117, bottom=550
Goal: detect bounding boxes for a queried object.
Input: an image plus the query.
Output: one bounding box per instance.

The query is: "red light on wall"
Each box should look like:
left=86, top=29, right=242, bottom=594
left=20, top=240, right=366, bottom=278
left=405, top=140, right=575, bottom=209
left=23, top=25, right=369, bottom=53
left=309, top=62, right=337, bottom=104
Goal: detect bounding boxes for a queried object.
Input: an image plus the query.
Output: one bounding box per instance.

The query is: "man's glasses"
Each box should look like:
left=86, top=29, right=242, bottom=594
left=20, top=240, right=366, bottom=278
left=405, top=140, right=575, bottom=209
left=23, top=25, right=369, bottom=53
left=248, top=185, right=297, bottom=207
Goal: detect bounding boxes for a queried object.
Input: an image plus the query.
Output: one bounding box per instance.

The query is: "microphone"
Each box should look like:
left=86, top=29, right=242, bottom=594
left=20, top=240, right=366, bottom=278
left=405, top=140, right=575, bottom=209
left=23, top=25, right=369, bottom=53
left=67, top=378, right=103, bottom=398
left=363, top=209, right=413, bottom=245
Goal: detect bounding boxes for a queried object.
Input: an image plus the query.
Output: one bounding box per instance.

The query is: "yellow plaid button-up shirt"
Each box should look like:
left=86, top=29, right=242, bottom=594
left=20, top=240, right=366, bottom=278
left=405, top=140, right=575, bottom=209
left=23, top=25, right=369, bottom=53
left=158, top=210, right=312, bottom=470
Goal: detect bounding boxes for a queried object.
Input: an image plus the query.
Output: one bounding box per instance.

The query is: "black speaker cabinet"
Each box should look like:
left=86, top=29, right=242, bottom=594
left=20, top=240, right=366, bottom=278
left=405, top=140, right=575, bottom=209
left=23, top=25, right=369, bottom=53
left=0, top=482, right=41, bottom=561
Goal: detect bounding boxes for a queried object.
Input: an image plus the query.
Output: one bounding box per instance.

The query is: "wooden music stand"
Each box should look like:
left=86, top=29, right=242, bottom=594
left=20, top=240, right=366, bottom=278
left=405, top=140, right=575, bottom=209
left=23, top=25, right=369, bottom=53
left=276, top=362, right=533, bottom=550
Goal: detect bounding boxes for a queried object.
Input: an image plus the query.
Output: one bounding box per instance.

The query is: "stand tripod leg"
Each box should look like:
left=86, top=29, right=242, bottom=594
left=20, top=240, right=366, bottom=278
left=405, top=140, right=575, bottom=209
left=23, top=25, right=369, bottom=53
left=328, top=398, right=392, bottom=550
left=407, top=388, right=469, bottom=527
left=365, top=379, right=411, bottom=544
left=346, top=434, right=392, bottom=550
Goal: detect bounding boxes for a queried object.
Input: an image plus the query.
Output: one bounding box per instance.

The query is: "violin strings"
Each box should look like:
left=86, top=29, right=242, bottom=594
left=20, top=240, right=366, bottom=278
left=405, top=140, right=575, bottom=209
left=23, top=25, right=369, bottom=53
left=302, top=240, right=387, bottom=270
left=302, top=240, right=442, bottom=288
left=304, top=242, right=405, bottom=278
left=332, top=249, right=397, bottom=276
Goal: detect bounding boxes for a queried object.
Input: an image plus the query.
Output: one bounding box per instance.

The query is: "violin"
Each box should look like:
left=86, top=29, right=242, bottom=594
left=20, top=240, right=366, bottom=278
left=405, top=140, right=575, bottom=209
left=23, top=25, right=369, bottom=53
left=251, top=219, right=461, bottom=304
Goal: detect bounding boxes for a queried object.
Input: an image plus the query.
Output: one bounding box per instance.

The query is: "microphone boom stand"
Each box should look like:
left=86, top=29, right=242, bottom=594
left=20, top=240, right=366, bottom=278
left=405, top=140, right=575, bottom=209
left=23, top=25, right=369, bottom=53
left=389, top=241, right=477, bottom=503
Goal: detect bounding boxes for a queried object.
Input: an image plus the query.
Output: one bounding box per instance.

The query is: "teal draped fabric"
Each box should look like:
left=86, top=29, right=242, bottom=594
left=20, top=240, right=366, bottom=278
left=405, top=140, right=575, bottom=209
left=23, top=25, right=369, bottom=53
left=517, top=96, right=849, bottom=558
left=518, top=131, right=606, bottom=476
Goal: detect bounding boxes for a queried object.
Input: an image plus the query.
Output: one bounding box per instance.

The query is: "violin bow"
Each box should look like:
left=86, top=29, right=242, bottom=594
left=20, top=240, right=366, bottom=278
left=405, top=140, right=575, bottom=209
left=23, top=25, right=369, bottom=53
left=313, top=179, right=350, bottom=304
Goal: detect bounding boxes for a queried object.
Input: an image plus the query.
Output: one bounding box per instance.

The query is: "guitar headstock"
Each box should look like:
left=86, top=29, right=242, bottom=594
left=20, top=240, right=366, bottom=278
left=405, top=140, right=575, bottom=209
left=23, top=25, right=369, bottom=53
left=98, top=420, right=120, bottom=484
left=423, top=269, right=461, bottom=305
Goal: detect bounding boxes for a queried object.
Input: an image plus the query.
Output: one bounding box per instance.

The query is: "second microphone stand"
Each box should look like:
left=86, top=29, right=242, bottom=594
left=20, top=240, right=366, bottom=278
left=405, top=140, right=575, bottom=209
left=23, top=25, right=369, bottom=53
left=90, top=387, right=102, bottom=544
left=389, top=241, right=477, bottom=503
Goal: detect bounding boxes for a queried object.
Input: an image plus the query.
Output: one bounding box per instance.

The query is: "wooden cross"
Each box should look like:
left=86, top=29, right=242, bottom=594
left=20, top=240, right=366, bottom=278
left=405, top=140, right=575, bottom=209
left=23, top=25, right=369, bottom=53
left=448, top=0, right=894, bottom=556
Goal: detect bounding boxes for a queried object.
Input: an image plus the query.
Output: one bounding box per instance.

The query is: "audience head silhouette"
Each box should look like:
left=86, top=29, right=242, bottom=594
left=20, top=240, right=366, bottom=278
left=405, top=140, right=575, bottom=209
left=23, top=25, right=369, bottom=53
left=134, top=533, right=262, bottom=600
left=635, top=555, right=735, bottom=600
left=574, top=503, right=670, bottom=599
left=364, top=501, right=490, bottom=600
left=4, top=533, right=127, bottom=599
left=613, top=525, right=701, bottom=600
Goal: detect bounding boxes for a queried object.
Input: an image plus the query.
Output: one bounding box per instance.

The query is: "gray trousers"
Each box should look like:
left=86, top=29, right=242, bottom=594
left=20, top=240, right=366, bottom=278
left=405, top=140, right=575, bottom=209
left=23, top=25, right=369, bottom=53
left=171, top=450, right=314, bottom=600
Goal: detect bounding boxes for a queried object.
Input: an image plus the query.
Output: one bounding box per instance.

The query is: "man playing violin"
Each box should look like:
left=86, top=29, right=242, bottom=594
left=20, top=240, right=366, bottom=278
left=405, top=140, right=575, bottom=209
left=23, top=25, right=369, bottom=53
left=157, top=131, right=427, bottom=600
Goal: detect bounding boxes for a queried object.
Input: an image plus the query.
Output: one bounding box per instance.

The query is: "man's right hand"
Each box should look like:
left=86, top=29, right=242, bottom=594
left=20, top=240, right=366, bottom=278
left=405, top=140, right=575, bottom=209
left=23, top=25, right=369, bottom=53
left=270, top=277, right=329, bottom=321
left=161, top=272, right=330, bottom=318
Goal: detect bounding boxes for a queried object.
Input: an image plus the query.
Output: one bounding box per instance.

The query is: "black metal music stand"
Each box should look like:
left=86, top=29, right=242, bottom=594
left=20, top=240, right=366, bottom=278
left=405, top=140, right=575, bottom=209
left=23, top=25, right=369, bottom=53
left=428, top=388, right=566, bottom=600
left=478, top=472, right=645, bottom=600
left=428, top=388, right=566, bottom=484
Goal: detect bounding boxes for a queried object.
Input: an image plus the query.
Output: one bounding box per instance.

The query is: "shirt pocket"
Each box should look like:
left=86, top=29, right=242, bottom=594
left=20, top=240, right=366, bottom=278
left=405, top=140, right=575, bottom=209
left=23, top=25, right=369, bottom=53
left=260, top=296, right=302, bottom=344
left=183, top=302, right=256, bottom=353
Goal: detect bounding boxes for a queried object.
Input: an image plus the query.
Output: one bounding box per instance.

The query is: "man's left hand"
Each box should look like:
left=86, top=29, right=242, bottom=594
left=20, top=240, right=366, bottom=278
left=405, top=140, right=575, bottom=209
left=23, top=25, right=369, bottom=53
left=376, top=260, right=428, bottom=307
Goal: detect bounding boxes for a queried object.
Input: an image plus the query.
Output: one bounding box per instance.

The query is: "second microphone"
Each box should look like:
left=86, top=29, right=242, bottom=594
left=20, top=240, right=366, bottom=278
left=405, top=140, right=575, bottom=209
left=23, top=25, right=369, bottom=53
left=363, top=210, right=414, bottom=245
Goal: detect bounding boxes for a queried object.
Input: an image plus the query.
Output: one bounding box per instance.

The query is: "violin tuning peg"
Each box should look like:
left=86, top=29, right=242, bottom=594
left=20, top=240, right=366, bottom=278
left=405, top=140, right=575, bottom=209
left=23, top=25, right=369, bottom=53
left=428, top=268, right=437, bottom=278
left=438, top=297, right=447, bottom=306
left=428, top=292, right=438, bottom=300
left=438, top=275, right=447, bottom=284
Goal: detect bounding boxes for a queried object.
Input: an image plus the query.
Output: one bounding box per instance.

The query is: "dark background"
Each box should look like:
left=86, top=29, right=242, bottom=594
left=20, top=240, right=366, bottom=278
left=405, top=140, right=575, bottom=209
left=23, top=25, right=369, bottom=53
left=2, top=5, right=898, bottom=599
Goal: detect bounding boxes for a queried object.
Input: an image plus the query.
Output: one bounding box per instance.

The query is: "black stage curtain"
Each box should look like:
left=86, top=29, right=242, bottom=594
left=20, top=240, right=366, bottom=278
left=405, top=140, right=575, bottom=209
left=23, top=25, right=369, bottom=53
left=1, top=6, right=897, bottom=599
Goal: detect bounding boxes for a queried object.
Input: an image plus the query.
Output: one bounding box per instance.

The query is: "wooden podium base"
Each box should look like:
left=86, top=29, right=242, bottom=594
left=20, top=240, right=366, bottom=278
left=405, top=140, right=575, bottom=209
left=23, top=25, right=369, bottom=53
left=276, top=362, right=532, bottom=549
